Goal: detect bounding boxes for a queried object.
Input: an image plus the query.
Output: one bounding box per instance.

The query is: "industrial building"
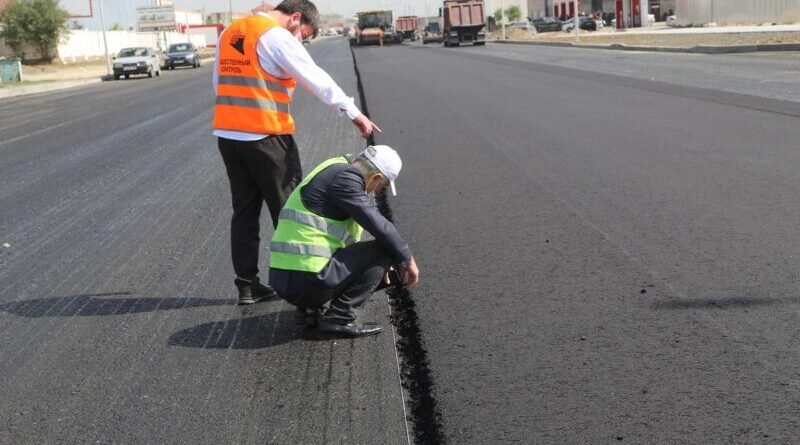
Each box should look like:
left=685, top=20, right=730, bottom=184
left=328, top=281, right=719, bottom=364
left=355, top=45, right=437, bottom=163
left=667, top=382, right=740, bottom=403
left=675, top=0, right=800, bottom=25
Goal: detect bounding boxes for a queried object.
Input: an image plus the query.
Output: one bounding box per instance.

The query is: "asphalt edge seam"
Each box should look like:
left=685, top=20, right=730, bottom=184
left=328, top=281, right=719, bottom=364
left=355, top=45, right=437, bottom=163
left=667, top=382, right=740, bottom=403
left=349, top=45, right=447, bottom=445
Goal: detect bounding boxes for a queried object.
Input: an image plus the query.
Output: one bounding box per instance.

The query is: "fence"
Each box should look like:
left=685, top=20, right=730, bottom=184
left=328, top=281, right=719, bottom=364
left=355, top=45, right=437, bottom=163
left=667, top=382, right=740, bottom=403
left=676, top=0, right=800, bottom=25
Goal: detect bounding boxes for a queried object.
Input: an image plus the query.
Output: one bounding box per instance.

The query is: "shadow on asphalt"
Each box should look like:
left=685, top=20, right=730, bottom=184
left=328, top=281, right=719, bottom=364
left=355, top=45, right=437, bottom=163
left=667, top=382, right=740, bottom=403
left=652, top=296, right=787, bottom=310
left=167, top=311, right=337, bottom=349
left=0, top=293, right=235, bottom=317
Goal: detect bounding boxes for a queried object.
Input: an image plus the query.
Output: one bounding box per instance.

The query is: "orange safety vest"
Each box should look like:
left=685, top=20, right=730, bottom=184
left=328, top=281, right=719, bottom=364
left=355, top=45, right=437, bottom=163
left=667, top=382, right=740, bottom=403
left=213, top=15, right=297, bottom=134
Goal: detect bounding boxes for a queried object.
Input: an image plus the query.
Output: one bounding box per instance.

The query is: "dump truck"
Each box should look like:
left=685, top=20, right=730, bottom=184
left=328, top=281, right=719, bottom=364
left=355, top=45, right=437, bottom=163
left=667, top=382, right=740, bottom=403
left=441, top=0, right=486, bottom=47
left=396, top=16, right=419, bottom=41
left=351, top=10, right=402, bottom=46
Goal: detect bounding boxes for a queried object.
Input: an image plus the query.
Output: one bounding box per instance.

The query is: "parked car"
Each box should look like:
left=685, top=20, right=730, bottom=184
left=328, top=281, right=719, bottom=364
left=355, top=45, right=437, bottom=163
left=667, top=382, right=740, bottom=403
left=164, top=43, right=200, bottom=70
left=530, top=17, right=562, bottom=33
left=509, top=21, right=536, bottom=34
left=666, top=15, right=678, bottom=27
left=112, top=47, right=161, bottom=80
left=561, top=16, right=596, bottom=32
left=579, top=16, right=597, bottom=31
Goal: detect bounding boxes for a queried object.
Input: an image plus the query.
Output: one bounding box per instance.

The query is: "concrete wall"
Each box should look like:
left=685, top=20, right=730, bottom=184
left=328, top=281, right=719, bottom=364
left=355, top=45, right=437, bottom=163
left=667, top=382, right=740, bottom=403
left=676, top=0, right=800, bottom=25
left=1, top=30, right=206, bottom=62
left=55, top=30, right=206, bottom=63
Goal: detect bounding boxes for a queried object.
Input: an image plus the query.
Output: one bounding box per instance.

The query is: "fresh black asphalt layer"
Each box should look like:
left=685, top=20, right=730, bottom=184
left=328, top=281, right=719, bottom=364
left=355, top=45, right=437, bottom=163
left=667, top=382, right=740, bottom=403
left=354, top=42, right=800, bottom=443
left=0, top=39, right=408, bottom=444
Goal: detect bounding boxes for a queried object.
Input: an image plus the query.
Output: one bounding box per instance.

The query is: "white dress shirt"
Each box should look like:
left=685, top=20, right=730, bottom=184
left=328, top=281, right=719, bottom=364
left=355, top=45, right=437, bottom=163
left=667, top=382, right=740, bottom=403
left=213, top=14, right=362, bottom=141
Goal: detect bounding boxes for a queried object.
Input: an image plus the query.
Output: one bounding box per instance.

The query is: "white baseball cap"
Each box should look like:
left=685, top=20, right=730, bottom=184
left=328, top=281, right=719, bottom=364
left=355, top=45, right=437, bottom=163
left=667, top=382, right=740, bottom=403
left=364, top=145, right=402, bottom=196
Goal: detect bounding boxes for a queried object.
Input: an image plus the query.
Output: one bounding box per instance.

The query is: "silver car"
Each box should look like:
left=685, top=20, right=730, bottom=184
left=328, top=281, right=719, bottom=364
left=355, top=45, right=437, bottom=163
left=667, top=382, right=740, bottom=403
left=113, top=47, right=161, bottom=80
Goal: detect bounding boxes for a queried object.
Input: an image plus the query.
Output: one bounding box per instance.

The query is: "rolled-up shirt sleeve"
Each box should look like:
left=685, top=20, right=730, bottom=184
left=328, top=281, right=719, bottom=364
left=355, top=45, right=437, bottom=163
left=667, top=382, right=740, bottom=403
left=328, top=170, right=412, bottom=264
left=263, top=30, right=362, bottom=120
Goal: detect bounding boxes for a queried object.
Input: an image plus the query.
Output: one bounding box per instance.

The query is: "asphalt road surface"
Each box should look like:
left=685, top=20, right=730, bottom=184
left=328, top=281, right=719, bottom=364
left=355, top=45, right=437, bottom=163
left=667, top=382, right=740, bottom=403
left=355, top=41, right=800, bottom=443
left=0, top=40, right=407, bottom=444
left=4, top=36, right=800, bottom=444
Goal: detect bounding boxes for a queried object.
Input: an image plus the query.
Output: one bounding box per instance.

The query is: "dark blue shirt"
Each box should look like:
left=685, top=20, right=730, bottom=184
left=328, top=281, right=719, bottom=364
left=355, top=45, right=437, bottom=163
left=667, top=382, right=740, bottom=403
left=269, top=161, right=412, bottom=291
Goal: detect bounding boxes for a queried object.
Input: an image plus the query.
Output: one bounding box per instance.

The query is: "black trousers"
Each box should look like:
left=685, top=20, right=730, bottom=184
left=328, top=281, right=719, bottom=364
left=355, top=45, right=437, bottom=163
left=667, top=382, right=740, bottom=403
left=218, top=135, right=302, bottom=280
left=270, top=241, right=393, bottom=323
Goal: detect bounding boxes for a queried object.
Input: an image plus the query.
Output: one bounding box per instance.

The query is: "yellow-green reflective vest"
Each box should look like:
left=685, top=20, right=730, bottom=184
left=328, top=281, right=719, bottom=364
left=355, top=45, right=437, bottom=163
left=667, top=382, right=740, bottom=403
left=269, top=157, right=364, bottom=273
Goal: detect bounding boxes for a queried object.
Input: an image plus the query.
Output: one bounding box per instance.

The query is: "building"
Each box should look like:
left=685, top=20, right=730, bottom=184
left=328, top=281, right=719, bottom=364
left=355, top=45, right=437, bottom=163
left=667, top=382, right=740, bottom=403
left=206, top=11, right=249, bottom=25
left=526, top=0, right=674, bottom=20
left=676, top=0, right=800, bottom=25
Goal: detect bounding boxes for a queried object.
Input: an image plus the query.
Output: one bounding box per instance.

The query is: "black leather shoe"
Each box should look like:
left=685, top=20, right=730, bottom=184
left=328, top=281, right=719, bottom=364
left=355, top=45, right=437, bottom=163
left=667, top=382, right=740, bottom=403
left=317, top=320, right=383, bottom=337
left=235, top=277, right=278, bottom=305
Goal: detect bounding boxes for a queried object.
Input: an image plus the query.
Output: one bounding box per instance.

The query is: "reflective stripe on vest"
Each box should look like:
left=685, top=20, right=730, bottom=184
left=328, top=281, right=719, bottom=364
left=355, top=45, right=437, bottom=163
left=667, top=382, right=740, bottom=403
left=212, top=15, right=297, bottom=135
left=278, top=208, right=356, bottom=246
left=270, top=241, right=333, bottom=257
left=269, top=157, right=364, bottom=273
left=215, top=96, right=291, bottom=113
left=217, top=75, right=291, bottom=95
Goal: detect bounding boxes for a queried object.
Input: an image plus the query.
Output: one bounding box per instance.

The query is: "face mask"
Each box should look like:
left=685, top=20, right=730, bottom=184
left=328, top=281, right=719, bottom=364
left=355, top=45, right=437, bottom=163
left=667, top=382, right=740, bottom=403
left=366, top=176, right=379, bottom=205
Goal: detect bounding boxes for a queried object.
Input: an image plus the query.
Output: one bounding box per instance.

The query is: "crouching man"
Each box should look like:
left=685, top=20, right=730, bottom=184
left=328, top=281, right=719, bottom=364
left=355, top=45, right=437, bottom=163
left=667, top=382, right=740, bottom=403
left=268, top=145, right=420, bottom=337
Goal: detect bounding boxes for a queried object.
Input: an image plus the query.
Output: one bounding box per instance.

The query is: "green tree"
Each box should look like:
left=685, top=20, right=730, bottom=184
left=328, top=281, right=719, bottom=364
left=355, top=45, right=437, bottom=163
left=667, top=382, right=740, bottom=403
left=494, top=8, right=503, bottom=23
left=110, top=22, right=122, bottom=31
left=505, top=5, right=522, bottom=23
left=0, top=0, right=70, bottom=62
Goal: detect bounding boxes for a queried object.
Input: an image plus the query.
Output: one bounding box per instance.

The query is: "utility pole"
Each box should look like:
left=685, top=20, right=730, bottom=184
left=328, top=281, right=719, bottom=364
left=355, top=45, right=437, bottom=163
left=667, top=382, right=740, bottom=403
left=710, top=0, right=714, bottom=24
left=97, top=0, right=112, bottom=78
left=575, top=0, right=579, bottom=41
left=500, top=0, right=505, bottom=40
left=229, top=0, right=233, bottom=24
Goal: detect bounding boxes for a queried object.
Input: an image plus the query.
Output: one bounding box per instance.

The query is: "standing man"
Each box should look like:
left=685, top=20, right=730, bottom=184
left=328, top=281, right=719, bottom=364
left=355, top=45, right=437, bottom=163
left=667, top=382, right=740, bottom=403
left=269, top=145, right=420, bottom=337
left=212, top=0, right=380, bottom=304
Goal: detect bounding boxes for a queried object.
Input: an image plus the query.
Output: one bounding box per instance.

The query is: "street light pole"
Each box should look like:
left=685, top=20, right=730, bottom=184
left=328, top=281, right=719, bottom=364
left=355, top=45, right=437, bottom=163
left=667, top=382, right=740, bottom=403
left=96, top=0, right=112, bottom=78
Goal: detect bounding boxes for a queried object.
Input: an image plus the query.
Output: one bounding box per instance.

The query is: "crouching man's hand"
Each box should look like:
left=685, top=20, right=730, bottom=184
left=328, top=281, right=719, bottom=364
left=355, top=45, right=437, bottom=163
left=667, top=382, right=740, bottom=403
left=398, top=256, right=420, bottom=290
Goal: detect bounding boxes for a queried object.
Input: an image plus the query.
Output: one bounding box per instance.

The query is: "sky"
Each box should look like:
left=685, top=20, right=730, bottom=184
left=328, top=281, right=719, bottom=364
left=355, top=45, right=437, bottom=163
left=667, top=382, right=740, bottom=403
left=60, top=0, right=465, bottom=29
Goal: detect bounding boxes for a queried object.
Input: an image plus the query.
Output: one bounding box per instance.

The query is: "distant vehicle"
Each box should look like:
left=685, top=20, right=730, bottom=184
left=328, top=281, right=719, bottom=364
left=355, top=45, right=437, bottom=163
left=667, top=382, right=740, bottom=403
left=422, top=22, right=444, bottom=44
left=666, top=15, right=678, bottom=27
left=164, top=43, right=200, bottom=70
left=396, top=16, right=418, bottom=41
left=352, top=10, right=402, bottom=46
left=112, top=47, right=161, bottom=80
left=442, top=0, right=486, bottom=47
left=562, top=16, right=596, bottom=32
left=530, top=17, right=562, bottom=33
left=509, top=21, right=536, bottom=34
left=580, top=16, right=597, bottom=31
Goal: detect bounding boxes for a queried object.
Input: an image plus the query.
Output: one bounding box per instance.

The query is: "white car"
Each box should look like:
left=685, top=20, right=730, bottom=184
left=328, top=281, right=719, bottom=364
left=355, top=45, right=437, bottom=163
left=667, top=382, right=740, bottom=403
left=666, top=15, right=678, bottom=27
left=112, top=47, right=161, bottom=80
left=509, top=21, right=537, bottom=34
